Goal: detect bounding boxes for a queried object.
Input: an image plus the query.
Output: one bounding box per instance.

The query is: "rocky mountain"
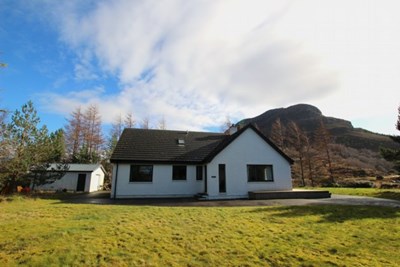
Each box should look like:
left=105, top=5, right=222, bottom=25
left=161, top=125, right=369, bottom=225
left=237, top=104, right=400, bottom=181
left=238, top=104, right=399, bottom=152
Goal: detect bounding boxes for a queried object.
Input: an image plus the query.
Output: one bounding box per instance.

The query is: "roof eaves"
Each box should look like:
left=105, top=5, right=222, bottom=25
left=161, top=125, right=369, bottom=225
left=110, top=159, right=205, bottom=165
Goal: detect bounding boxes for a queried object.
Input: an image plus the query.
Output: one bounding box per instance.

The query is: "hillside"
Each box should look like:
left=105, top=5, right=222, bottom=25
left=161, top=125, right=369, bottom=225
left=238, top=104, right=399, bottom=152
left=237, top=104, right=399, bottom=182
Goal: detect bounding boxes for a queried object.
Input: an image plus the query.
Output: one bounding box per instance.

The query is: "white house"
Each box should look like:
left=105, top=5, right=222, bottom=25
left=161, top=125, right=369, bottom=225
left=110, top=124, right=293, bottom=199
left=36, top=164, right=105, bottom=193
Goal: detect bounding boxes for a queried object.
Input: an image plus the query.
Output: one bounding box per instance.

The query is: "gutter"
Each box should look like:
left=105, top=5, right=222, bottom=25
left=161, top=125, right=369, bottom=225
left=113, top=163, right=119, bottom=200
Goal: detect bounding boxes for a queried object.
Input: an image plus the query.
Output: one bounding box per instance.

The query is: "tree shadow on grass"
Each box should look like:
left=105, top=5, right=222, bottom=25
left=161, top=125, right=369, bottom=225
left=248, top=205, right=400, bottom=223
left=372, top=191, right=400, bottom=201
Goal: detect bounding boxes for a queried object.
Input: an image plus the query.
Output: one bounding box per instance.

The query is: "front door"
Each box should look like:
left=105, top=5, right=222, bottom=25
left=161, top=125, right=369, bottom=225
left=218, top=164, right=226, bottom=193
left=76, top=174, right=86, bottom=191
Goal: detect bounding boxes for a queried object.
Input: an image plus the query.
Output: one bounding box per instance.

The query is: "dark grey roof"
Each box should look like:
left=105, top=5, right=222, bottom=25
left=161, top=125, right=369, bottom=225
left=111, top=128, right=225, bottom=163
left=110, top=124, right=293, bottom=164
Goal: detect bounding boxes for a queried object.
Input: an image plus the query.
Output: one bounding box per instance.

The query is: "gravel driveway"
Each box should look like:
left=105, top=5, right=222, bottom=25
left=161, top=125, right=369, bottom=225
left=67, top=191, right=400, bottom=208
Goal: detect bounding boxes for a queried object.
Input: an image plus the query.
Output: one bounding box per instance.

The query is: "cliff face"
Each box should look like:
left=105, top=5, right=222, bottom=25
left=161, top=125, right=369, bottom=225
left=238, top=104, right=399, bottom=152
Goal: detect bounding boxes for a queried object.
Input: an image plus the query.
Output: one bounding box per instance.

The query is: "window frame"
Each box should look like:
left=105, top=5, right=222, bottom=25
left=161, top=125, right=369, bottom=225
left=129, top=165, right=153, bottom=183
left=196, top=166, right=203, bottom=181
left=172, top=165, right=187, bottom=181
left=247, top=164, right=274, bottom=182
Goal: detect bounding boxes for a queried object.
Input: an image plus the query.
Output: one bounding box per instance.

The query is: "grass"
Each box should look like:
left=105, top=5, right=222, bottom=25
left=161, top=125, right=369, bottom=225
left=314, top=187, right=400, bottom=201
left=0, top=196, right=399, bottom=266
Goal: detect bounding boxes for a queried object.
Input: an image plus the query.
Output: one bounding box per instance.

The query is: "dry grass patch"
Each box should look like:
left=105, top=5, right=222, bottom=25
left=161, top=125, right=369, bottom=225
left=0, top=196, right=399, bottom=266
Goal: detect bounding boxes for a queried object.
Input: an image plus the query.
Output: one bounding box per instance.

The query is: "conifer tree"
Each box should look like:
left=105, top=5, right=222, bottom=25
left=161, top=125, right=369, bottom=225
left=0, top=101, right=67, bottom=192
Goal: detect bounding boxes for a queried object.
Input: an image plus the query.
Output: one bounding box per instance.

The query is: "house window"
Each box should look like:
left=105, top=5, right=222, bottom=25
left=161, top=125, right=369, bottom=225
left=130, top=165, right=153, bottom=182
left=196, top=166, right=203, bottom=181
left=172, top=165, right=187, bottom=180
left=247, top=165, right=273, bottom=182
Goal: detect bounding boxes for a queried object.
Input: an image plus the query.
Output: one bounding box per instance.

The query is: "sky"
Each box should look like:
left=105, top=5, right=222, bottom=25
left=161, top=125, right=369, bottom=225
left=1, top=0, right=400, bottom=135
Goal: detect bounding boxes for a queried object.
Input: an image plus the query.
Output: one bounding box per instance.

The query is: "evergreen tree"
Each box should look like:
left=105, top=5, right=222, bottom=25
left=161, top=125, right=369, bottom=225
left=0, top=101, right=67, bottom=193
left=48, top=129, right=66, bottom=162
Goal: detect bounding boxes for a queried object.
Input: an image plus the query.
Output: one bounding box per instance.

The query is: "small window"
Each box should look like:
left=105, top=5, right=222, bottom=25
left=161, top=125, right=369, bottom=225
left=196, top=166, right=203, bottom=181
left=177, top=139, right=185, bottom=145
left=172, top=165, right=187, bottom=180
left=130, top=165, right=153, bottom=182
left=247, top=165, right=273, bottom=182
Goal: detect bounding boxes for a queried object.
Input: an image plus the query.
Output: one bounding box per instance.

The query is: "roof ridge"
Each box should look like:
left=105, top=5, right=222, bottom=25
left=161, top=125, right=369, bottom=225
left=123, top=128, right=224, bottom=135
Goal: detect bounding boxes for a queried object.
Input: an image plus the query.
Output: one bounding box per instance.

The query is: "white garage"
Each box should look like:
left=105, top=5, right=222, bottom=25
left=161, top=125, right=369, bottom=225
left=35, top=164, right=105, bottom=192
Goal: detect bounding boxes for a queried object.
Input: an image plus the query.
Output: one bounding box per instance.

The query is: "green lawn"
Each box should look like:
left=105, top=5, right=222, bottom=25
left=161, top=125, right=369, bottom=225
left=0, top=196, right=399, bottom=266
left=316, top=187, right=400, bottom=201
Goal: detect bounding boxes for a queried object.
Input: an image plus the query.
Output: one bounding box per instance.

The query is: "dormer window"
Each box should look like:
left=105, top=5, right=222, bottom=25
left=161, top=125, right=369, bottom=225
left=177, top=139, right=185, bottom=146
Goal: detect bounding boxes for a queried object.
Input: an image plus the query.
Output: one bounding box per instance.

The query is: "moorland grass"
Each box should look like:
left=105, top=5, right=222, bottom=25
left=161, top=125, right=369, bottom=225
left=0, top=196, right=399, bottom=266
left=318, top=187, right=400, bottom=201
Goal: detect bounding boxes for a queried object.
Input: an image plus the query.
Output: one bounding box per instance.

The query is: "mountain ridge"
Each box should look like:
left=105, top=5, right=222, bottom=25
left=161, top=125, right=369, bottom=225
left=238, top=103, right=399, bottom=152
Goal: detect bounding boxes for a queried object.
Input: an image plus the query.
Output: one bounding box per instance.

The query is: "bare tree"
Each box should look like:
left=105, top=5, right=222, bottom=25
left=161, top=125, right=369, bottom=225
left=124, top=112, right=135, bottom=128
left=64, top=106, right=83, bottom=161
left=111, top=114, right=124, bottom=139
left=221, top=115, right=233, bottom=133
left=304, top=134, right=315, bottom=186
left=82, top=104, right=103, bottom=162
left=65, top=105, right=103, bottom=163
left=270, top=118, right=285, bottom=150
left=107, top=114, right=124, bottom=157
left=141, top=117, right=150, bottom=129
left=158, top=116, right=167, bottom=130
left=315, top=119, right=335, bottom=183
left=287, top=121, right=307, bottom=186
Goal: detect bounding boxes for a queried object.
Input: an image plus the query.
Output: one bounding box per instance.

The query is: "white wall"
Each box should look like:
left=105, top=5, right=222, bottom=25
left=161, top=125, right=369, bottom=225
left=111, top=164, right=204, bottom=198
left=35, top=172, right=82, bottom=192
left=206, top=128, right=292, bottom=198
left=36, top=167, right=105, bottom=193
left=111, top=128, right=292, bottom=199
left=88, top=167, right=105, bottom=192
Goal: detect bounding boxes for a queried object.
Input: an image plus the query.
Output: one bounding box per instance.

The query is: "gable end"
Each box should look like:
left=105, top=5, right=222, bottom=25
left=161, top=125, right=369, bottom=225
left=203, top=124, right=294, bottom=164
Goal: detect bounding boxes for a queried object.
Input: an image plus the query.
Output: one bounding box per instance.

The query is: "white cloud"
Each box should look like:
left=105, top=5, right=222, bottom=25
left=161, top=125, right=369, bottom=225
left=41, top=0, right=400, bottom=133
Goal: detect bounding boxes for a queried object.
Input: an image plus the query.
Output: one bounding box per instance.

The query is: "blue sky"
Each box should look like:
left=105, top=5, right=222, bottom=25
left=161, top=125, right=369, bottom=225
left=1, top=0, right=400, bottom=135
